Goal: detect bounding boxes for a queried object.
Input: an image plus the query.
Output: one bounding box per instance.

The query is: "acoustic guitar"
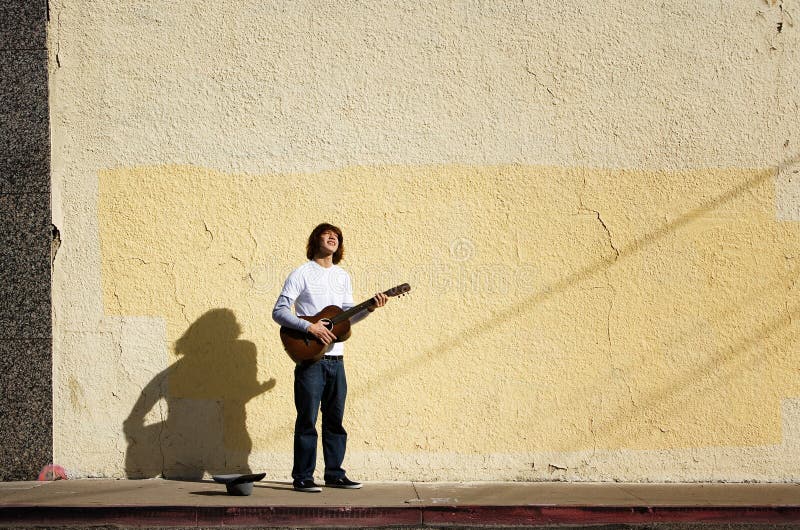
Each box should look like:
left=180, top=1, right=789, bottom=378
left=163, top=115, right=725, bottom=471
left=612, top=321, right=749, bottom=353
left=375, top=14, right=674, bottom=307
left=280, top=283, right=411, bottom=363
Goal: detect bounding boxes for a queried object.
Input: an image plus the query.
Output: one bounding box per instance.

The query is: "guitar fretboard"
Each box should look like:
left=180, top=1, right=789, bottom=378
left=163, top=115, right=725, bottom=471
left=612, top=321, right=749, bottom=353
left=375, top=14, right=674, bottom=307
left=329, top=296, right=380, bottom=325
left=327, top=283, right=409, bottom=325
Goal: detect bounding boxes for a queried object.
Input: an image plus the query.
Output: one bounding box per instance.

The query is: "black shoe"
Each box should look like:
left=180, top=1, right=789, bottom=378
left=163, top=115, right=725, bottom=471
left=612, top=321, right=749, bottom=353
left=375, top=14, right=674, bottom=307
left=293, top=479, right=322, bottom=492
left=325, top=476, right=362, bottom=489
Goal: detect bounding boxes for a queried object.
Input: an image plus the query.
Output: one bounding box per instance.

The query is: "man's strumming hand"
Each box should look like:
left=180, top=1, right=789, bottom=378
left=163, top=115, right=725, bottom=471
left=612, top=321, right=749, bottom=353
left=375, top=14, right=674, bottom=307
left=308, top=320, right=337, bottom=345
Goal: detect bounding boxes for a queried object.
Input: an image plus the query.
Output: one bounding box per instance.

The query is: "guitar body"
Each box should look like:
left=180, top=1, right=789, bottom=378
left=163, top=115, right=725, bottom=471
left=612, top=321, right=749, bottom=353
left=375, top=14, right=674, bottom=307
left=280, top=305, right=352, bottom=363
left=278, top=283, right=410, bottom=364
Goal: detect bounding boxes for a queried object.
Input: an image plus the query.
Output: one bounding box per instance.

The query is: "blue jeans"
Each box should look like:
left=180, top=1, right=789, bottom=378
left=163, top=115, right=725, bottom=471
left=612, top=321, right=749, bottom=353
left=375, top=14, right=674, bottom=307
left=292, top=357, right=348, bottom=482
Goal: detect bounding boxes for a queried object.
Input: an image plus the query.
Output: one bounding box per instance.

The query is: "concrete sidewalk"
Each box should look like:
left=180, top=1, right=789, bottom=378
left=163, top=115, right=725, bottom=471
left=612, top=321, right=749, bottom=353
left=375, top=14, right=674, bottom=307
left=1, top=479, right=800, bottom=528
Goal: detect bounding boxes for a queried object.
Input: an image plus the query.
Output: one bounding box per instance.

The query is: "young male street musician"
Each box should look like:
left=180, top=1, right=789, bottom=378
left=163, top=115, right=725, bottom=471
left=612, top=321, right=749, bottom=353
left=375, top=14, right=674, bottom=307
left=272, top=223, right=388, bottom=492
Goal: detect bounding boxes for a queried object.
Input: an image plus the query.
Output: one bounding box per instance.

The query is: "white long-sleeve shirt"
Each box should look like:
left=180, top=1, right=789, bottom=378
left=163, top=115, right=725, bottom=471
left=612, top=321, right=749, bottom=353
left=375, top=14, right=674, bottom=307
left=272, top=260, right=369, bottom=355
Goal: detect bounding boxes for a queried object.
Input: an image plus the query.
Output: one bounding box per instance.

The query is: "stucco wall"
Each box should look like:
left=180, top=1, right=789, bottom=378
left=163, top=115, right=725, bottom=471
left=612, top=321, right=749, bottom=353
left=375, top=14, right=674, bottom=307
left=50, top=0, right=800, bottom=481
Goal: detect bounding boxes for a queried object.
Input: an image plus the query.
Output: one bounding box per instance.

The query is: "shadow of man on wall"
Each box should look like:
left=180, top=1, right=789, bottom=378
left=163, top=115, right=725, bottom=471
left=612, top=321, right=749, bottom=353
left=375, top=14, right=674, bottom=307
left=123, top=308, right=275, bottom=479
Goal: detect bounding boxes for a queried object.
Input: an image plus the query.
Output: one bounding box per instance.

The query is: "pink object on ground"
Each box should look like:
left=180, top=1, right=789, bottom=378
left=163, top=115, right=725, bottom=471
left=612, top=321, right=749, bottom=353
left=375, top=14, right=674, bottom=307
left=37, top=465, right=68, bottom=481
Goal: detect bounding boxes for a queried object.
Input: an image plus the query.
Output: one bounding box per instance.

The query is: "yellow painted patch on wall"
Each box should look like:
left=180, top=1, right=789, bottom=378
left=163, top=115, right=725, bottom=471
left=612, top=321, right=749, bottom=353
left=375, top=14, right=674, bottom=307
left=99, top=165, right=800, bottom=458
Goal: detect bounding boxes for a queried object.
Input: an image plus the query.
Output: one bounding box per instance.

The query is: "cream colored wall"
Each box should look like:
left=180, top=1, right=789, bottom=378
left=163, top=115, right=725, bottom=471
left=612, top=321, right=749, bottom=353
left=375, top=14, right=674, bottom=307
left=50, top=0, right=800, bottom=480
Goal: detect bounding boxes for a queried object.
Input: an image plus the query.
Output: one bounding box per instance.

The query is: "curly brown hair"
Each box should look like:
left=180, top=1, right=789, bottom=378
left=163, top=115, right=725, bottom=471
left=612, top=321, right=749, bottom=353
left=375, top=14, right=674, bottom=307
left=306, top=223, right=344, bottom=264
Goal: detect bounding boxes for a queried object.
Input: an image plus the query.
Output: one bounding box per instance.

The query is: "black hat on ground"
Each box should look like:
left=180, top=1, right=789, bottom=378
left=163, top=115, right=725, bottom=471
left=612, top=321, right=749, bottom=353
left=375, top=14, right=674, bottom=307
left=212, top=473, right=266, bottom=496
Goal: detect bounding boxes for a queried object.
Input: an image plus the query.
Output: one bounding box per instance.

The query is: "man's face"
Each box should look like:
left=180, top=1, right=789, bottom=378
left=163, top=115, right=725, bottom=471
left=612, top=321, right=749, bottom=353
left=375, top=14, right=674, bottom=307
left=319, top=229, right=339, bottom=254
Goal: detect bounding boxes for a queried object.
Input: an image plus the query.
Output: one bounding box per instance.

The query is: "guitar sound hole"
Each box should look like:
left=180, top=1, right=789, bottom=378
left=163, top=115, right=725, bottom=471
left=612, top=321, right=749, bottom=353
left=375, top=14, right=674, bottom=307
left=321, top=319, right=333, bottom=331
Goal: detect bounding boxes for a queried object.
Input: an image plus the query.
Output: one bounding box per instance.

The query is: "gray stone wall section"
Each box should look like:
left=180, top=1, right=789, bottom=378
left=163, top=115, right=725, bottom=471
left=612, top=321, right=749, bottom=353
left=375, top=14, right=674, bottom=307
left=0, top=0, right=52, bottom=480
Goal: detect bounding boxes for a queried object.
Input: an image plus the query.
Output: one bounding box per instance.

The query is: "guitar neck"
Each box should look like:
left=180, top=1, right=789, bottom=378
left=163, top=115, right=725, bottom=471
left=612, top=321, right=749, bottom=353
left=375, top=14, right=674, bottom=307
left=330, top=290, right=389, bottom=325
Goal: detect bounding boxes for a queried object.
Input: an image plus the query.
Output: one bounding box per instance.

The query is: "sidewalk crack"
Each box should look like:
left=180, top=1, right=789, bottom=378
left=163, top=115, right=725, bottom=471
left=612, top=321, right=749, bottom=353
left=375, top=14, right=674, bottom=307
left=411, top=481, right=424, bottom=526
left=411, top=481, right=421, bottom=501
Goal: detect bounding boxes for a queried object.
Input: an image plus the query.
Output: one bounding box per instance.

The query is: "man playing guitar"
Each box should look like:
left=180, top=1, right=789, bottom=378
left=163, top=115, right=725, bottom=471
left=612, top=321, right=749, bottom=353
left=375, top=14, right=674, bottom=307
left=272, top=223, right=388, bottom=492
